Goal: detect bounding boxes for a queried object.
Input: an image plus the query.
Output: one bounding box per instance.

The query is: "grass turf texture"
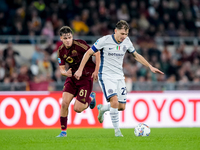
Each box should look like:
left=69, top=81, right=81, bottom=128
left=0, top=128, right=200, bottom=150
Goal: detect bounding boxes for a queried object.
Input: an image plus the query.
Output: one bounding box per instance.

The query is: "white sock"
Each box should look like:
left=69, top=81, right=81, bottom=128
left=110, top=107, right=119, bottom=132
left=101, top=104, right=110, bottom=112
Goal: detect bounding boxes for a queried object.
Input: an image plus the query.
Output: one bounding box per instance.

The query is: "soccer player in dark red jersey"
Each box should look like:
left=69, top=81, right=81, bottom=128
left=56, top=26, right=100, bottom=137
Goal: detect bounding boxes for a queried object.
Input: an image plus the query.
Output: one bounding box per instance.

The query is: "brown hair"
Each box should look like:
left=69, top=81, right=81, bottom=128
left=115, top=20, right=129, bottom=30
left=59, top=26, right=73, bottom=36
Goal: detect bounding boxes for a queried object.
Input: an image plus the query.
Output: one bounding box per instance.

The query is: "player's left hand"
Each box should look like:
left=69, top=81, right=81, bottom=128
left=92, top=71, right=98, bottom=81
left=74, top=70, right=82, bottom=80
left=149, top=66, right=164, bottom=74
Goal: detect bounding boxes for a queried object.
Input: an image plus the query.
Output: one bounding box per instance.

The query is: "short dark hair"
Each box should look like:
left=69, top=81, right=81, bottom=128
left=59, top=26, right=73, bottom=36
left=115, top=20, right=129, bottom=30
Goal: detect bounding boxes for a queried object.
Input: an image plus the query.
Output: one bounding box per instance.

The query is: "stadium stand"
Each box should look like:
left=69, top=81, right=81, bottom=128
left=0, top=0, right=200, bottom=91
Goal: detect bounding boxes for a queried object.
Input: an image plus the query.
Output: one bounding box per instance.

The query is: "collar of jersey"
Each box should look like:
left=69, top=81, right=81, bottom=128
left=65, top=40, right=74, bottom=50
left=112, top=34, right=122, bottom=44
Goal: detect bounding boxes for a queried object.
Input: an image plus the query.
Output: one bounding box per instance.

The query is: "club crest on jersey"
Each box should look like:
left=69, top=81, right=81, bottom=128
left=72, top=50, right=77, bottom=55
left=63, top=54, right=67, bottom=58
left=108, top=89, right=113, bottom=94
left=66, top=56, right=73, bottom=63
left=123, top=46, right=127, bottom=52
left=58, top=58, right=61, bottom=64
left=116, top=46, right=120, bottom=50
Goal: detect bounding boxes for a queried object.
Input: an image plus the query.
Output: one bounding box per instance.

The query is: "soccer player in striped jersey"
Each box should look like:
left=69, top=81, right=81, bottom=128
left=74, top=20, right=164, bottom=137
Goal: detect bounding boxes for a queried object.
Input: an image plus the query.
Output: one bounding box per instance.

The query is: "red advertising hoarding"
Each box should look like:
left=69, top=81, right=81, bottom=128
left=0, top=91, right=200, bottom=129
left=0, top=92, right=103, bottom=128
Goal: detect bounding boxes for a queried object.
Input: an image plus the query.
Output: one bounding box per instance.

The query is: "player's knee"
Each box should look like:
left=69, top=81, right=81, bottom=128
left=61, top=101, right=70, bottom=109
left=118, top=105, right=126, bottom=111
left=118, top=107, right=125, bottom=111
left=110, top=96, right=119, bottom=107
left=110, top=100, right=119, bottom=108
left=73, top=106, right=83, bottom=113
left=112, top=101, right=119, bottom=108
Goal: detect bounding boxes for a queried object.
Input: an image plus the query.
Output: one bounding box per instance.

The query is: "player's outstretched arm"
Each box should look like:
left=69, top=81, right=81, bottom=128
left=74, top=48, right=95, bottom=80
left=92, top=51, right=100, bottom=81
left=132, top=51, right=164, bottom=74
left=59, top=66, right=72, bottom=77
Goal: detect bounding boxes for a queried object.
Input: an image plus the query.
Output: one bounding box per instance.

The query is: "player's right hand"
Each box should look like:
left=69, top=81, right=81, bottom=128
left=66, top=68, right=72, bottom=77
left=74, top=69, right=82, bottom=80
left=149, top=66, right=164, bottom=75
left=92, top=71, right=98, bottom=81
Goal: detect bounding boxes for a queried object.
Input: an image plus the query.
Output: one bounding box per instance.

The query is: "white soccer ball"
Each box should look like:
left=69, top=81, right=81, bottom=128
left=134, top=123, right=151, bottom=137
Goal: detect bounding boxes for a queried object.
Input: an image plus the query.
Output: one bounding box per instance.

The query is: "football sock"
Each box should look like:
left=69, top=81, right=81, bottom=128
left=60, top=116, right=67, bottom=132
left=110, top=107, right=119, bottom=132
left=101, top=104, right=110, bottom=112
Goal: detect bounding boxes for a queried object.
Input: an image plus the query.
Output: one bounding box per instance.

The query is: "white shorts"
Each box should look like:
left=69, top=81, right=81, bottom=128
left=98, top=78, right=127, bottom=103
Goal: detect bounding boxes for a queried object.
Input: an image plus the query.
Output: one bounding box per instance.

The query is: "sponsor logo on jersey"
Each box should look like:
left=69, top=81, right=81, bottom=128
left=108, top=53, right=124, bottom=57
left=109, top=48, right=114, bottom=50
left=81, top=98, right=85, bottom=102
left=66, top=57, right=73, bottom=63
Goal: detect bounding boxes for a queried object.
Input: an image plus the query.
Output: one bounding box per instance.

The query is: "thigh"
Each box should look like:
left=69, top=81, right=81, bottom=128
left=76, top=78, right=93, bottom=104
left=62, top=92, right=74, bottom=105
left=63, top=77, right=77, bottom=96
left=73, top=99, right=88, bottom=112
left=117, top=79, right=127, bottom=104
left=98, top=78, right=118, bottom=101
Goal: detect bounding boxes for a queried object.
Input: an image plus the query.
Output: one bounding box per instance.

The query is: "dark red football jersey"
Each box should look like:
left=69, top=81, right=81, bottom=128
left=57, top=39, right=95, bottom=78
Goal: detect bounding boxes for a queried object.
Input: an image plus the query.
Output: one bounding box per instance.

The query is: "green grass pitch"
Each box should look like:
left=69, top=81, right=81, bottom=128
left=0, top=128, right=200, bottom=150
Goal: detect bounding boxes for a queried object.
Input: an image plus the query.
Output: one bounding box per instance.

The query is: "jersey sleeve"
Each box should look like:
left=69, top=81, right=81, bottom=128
left=57, top=46, right=65, bottom=66
left=80, top=40, right=90, bottom=49
left=76, top=39, right=90, bottom=52
left=91, top=36, right=106, bottom=52
left=127, top=37, right=135, bottom=53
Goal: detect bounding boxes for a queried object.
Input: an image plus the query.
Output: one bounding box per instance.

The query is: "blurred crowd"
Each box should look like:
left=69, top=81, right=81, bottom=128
left=0, top=42, right=67, bottom=91
left=124, top=43, right=200, bottom=84
left=0, top=0, right=200, bottom=91
left=0, top=41, right=200, bottom=91
left=0, top=0, right=200, bottom=38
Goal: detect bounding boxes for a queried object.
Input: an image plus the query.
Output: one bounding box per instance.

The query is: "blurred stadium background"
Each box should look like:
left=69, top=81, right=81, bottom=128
left=0, top=0, right=200, bottom=91
left=0, top=0, right=200, bottom=131
left=0, top=1, right=200, bottom=149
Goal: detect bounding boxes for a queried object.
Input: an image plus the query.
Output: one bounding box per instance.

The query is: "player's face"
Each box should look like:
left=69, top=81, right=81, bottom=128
left=115, top=28, right=129, bottom=43
left=60, top=33, right=73, bottom=48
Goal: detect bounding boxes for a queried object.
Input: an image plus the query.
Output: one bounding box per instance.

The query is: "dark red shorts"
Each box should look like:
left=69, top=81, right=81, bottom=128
left=63, top=76, right=93, bottom=104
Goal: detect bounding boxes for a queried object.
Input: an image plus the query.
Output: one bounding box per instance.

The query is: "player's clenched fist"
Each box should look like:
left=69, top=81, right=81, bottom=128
left=92, top=71, right=98, bottom=81
left=74, top=70, right=82, bottom=80
left=66, top=68, right=72, bottom=77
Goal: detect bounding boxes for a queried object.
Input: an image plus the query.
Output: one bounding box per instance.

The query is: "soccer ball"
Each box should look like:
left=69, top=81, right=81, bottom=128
left=134, top=123, right=150, bottom=137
